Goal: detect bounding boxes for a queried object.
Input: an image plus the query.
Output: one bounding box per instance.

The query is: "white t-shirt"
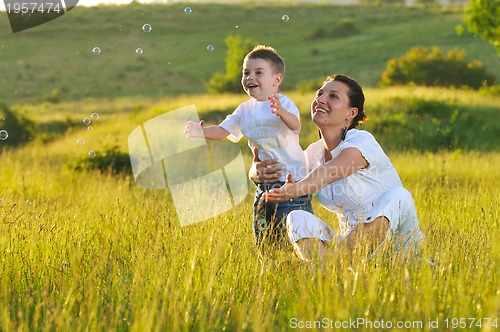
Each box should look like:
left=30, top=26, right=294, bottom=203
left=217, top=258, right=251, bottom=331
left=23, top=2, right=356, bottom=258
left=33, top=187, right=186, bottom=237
left=305, top=129, right=403, bottom=233
left=220, top=94, right=308, bottom=181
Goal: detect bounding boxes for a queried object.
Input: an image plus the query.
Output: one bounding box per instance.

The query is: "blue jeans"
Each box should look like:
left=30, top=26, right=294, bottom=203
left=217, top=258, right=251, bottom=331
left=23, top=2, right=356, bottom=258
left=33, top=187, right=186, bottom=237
left=253, top=182, right=313, bottom=245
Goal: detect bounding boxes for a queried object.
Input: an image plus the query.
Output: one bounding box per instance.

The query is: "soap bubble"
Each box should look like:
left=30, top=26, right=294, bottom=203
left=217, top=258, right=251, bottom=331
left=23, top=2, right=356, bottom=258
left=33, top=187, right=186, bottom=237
left=136, top=48, right=144, bottom=55
left=77, top=138, right=86, bottom=145
left=88, top=151, right=96, bottom=158
left=88, top=126, right=93, bottom=131
left=142, top=24, right=152, bottom=33
left=83, top=118, right=91, bottom=125
left=207, top=45, right=214, bottom=52
left=91, top=112, right=99, bottom=120
left=282, top=15, right=289, bottom=22
left=0, top=130, right=8, bottom=140
left=92, top=47, right=101, bottom=55
left=184, top=7, right=192, bottom=14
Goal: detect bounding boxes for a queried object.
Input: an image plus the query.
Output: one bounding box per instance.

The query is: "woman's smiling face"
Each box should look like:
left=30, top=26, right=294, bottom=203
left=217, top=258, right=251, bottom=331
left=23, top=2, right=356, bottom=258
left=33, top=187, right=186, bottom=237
left=311, top=80, right=353, bottom=127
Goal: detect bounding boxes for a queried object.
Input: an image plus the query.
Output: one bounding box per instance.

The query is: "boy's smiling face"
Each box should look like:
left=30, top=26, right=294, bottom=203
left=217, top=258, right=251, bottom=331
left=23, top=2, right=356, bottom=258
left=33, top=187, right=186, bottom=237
left=241, top=58, right=283, bottom=102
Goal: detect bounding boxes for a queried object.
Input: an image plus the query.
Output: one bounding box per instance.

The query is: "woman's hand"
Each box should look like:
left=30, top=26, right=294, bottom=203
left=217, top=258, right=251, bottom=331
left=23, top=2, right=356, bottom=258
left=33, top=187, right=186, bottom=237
left=261, top=173, right=299, bottom=202
left=248, top=148, right=283, bottom=184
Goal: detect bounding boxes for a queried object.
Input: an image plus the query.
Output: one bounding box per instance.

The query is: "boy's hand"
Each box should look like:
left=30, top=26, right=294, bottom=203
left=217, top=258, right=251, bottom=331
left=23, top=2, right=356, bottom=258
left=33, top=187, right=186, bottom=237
left=268, top=94, right=300, bottom=131
left=184, top=120, right=205, bottom=138
left=268, top=94, right=284, bottom=117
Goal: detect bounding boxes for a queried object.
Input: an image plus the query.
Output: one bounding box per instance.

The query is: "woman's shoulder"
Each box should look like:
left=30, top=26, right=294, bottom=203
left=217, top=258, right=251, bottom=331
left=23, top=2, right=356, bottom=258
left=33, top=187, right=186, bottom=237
left=344, top=129, right=388, bottom=166
left=305, top=139, right=324, bottom=152
left=306, top=139, right=325, bottom=155
left=304, top=140, right=325, bottom=168
left=346, top=129, right=376, bottom=141
left=345, top=129, right=381, bottom=147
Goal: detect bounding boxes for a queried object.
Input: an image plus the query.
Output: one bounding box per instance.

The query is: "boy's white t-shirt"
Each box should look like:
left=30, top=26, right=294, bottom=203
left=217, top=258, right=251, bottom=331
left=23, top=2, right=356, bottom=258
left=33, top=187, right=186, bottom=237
left=305, top=129, right=403, bottom=231
left=220, top=93, right=308, bottom=182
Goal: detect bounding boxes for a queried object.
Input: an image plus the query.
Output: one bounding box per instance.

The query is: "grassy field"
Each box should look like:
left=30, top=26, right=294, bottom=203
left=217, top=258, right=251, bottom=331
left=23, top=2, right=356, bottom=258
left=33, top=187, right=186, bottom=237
left=1, top=1, right=499, bottom=329
left=1, top=85, right=499, bottom=330
left=0, top=2, right=499, bottom=104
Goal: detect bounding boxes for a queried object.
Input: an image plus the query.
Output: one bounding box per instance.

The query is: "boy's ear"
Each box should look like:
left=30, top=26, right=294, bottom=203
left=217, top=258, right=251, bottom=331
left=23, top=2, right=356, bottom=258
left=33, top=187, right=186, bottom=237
left=274, top=73, right=283, bottom=86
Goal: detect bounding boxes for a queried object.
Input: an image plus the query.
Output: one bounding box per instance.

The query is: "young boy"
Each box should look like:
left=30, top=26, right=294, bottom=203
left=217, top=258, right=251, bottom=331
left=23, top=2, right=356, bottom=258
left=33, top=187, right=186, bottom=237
left=185, top=45, right=311, bottom=245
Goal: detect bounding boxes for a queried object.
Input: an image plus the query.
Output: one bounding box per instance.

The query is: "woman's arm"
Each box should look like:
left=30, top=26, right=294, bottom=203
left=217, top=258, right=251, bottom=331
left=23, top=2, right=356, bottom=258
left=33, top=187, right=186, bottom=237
left=264, top=147, right=368, bottom=201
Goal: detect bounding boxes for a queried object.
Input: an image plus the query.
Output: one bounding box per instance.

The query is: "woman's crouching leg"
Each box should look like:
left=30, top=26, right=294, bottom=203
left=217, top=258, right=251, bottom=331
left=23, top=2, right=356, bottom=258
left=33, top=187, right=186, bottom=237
left=345, top=216, right=389, bottom=255
left=286, top=210, right=334, bottom=265
left=292, top=239, right=327, bottom=266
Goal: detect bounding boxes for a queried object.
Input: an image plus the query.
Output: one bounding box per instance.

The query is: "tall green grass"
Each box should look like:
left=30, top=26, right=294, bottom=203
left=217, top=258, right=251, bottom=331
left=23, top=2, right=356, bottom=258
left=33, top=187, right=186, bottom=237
left=0, top=87, right=499, bottom=330
left=1, top=147, right=499, bottom=330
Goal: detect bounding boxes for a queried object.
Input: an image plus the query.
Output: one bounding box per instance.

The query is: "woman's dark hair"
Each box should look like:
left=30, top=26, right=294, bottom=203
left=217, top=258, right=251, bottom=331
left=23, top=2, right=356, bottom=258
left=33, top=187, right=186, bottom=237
left=325, top=74, right=368, bottom=129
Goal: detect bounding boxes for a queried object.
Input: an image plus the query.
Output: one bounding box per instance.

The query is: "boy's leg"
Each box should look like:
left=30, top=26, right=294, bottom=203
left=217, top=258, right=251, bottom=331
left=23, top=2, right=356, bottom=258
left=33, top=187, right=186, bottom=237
left=254, top=186, right=313, bottom=246
left=253, top=183, right=280, bottom=246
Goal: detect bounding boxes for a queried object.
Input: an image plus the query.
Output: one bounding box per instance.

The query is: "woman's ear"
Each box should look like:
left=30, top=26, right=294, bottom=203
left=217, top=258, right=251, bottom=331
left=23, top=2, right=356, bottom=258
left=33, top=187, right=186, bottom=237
left=349, top=107, right=359, bottom=119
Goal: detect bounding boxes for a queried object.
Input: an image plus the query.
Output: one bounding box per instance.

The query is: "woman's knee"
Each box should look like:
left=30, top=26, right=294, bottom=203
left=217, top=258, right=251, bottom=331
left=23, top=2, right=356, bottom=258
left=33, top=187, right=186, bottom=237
left=383, top=186, right=416, bottom=217
left=285, top=210, right=312, bottom=228
left=386, top=186, right=413, bottom=202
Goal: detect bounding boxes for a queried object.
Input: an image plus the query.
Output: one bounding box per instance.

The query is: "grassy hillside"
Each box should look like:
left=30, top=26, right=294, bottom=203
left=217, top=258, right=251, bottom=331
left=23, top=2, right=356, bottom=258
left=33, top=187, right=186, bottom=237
left=0, top=2, right=498, bottom=104
left=4, top=86, right=499, bottom=159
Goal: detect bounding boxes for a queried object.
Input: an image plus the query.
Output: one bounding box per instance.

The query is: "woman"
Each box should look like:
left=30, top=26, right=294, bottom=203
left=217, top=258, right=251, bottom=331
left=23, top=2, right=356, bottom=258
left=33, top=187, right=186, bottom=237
left=251, top=74, right=424, bottom=264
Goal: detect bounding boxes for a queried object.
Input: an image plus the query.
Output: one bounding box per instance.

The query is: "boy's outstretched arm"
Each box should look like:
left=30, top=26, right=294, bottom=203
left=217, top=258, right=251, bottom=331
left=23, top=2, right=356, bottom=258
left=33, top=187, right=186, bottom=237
left=184, top=120, right=230, bottom=140
left=268, top=94, right=300, bottom=132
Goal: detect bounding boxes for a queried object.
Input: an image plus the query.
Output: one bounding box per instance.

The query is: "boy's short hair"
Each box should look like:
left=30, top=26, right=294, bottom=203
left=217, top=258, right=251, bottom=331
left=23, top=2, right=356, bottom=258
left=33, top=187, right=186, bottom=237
left=245, top=45, right=285, bottom=75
